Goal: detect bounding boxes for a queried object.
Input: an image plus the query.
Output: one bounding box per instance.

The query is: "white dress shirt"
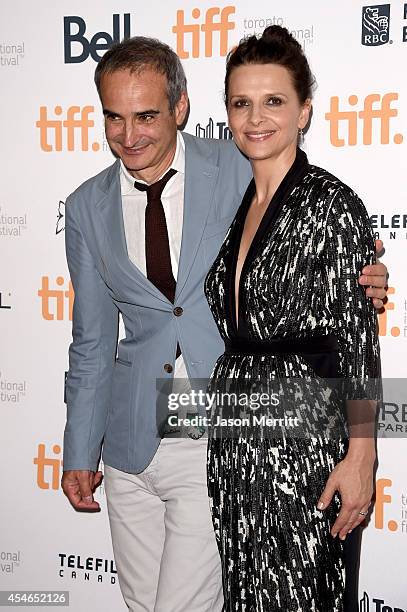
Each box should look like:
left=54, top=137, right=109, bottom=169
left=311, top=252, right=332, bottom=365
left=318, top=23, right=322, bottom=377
left=120, top=132, right=188, bottom=382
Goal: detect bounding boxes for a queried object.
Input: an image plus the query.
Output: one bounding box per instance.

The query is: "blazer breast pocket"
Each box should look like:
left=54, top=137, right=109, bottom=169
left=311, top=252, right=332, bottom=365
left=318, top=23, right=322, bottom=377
left=202, top=216, right=234, bottom=267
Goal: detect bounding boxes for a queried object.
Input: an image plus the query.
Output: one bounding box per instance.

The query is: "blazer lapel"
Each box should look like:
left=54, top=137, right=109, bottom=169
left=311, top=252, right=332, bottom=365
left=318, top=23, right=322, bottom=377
left=175, top=134, right=219, bottom=300
left=96, top=160, right=170, bottom=303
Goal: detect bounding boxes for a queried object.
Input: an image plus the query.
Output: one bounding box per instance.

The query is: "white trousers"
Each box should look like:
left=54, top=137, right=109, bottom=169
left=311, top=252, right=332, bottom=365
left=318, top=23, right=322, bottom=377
left=104, top=437, right=223, bottom=612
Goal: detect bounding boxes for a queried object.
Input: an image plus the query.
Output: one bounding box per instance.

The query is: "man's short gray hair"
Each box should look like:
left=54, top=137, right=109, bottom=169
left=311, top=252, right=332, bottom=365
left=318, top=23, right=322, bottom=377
left=94, top=36, right=187, bottom=112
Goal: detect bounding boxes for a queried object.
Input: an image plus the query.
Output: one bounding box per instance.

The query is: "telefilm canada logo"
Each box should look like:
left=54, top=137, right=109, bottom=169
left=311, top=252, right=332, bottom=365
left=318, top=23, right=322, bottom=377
left=362, top=5, right=391, bottom=46
left=58, top=554, right=117, bottom=584
left=371, top=213, right=407, bottom=241
left=360, top=591, right=405, bottom=612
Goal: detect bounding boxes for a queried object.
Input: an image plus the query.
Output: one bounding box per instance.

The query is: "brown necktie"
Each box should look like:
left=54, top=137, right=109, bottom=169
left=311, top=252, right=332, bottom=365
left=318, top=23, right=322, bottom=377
left=134, top=168, right=181, bottom=357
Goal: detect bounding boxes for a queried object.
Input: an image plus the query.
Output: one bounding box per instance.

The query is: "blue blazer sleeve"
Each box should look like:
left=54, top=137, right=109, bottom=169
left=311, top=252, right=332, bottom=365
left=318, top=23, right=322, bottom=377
left=63, top=196, right=119, bottom=471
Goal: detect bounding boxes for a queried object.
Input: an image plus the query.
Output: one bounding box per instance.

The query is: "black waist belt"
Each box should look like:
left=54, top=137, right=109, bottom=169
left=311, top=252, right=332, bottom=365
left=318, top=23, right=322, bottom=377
left=224, top=334, right=339, bottom=356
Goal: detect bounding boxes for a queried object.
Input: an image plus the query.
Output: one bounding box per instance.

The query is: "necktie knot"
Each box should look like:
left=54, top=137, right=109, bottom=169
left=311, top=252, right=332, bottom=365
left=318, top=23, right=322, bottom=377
left=134, top=168, right=177, bottom=201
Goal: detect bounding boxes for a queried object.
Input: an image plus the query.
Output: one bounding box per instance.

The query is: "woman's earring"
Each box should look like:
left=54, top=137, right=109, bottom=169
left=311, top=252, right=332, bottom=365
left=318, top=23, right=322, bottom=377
left=298, top=128, right=304, bottom=145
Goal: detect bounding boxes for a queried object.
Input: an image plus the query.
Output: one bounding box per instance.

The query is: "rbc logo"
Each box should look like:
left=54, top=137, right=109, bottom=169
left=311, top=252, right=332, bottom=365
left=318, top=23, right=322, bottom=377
left=362, top=5, right=391, bottom=46
left=64, top=14, right=131, bottom=63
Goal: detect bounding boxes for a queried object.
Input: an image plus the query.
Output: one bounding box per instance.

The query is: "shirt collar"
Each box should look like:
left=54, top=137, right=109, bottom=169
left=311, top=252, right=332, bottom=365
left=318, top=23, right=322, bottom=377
left=120, top=131, right=185, bottom=196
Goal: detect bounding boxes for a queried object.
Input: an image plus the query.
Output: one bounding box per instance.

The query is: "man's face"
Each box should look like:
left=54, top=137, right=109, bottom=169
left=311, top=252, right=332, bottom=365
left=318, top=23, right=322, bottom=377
left=100, top=68, right=188, bottom=182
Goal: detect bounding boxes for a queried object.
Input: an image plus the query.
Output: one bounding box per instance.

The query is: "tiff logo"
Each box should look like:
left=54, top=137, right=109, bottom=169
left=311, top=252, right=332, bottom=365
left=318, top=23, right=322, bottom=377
left=325, top=93, right=403, bottom=147
left=195, top=117, right=232, bottom=139
left=374, top=478, right=407, bottom=533
left=378, top=287, right=400, bottom=337
left=36, top=106, right=99, bottom=152
left=362, top=5, right=391, bottom=46
left=38, top=276, right=74, bottom=321
left=34, top=443, right=63, bottom=490
left=64, top=14, right=131, bottom=63
left=173, top=6, right=235, bottom=58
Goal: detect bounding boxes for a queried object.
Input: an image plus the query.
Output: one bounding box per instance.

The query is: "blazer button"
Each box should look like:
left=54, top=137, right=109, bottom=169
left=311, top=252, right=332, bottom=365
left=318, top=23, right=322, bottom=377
left=173, top=306, right=183, bottom=317
left=164, top=363, right=173, bottom=373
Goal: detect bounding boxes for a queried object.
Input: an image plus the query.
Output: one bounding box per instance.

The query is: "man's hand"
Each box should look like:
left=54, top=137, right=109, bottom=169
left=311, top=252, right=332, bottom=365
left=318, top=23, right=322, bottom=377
left=359, top=239, right=388, bottom=309
left=61, top=470, right=103, bottom=512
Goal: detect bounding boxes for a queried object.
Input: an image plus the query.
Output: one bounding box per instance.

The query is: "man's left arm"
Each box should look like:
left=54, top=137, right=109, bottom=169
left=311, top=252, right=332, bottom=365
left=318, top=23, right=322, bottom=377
left=358, top=239, right=388, bottom=309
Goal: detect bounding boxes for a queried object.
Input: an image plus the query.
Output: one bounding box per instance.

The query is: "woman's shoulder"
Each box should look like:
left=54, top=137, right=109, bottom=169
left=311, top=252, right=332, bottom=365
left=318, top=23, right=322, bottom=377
left=304, top=164, right=358, bottom=200
left=303, top=164, right=371, bottom=228
left=302, top=163, right=369, bottom=214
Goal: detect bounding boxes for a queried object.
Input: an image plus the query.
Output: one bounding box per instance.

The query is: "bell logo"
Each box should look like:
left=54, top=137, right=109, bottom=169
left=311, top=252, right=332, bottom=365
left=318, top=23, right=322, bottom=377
left=36, top=106, right=99, bottom=152
left=173, top=6, right=235, bottom=58
left=38, top=276, right=74, bottom=321
left=378, top=287, right=400, bottom=337
left=64, top=14, right=131, bottom=63
left=34, top=443, right=63, bottom=490
left=325, top=93, right=403, bottom=147
left=374, top=478, right=398, bottom=531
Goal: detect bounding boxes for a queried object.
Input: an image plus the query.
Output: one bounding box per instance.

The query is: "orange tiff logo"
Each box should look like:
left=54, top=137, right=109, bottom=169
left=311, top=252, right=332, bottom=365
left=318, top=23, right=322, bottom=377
left=173, top=6, right=235, bottom=58
left=325, top=93, right=403, bottom=147
left=38, top=276, right=74, bottom=321
left=374, top=478, right=402, bottom=532
left=34, top=443, right=63, bottom=490
left=378, top=287, right=400, bottom=337
left=36, top=105, right=100, bottom=152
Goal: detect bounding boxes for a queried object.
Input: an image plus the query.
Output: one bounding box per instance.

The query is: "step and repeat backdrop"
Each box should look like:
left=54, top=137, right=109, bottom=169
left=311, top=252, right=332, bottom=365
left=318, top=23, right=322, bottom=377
left=1, top=1, right=406, bottom=610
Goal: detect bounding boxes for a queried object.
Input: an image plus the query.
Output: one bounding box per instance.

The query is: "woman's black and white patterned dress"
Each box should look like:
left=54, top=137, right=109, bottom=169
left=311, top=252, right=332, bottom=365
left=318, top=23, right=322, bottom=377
left=204, top=149, right=380, bottom=611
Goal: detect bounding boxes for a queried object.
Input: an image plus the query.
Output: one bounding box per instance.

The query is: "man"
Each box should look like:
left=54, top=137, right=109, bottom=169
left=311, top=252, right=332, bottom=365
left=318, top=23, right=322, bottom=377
left=61, top=37, right=387, bottom=612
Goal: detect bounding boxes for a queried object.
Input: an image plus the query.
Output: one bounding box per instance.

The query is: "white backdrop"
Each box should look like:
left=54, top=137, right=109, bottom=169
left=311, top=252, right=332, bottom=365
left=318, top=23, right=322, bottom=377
left=1, top=1, right=406, bottom=610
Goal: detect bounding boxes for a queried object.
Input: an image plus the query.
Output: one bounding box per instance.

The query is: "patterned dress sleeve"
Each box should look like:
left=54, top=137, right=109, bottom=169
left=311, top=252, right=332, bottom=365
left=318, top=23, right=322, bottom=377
left=322, top=185, right=381, bottom=401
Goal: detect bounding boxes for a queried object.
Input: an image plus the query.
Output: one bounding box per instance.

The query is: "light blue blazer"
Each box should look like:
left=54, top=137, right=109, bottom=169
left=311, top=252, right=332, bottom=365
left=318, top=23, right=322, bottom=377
left=63, top=132, right=252, bottom=473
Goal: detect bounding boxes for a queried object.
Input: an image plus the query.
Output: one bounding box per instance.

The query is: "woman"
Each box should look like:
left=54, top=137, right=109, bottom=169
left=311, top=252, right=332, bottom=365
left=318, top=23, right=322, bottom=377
left=204, top=26, right=380, bottom=611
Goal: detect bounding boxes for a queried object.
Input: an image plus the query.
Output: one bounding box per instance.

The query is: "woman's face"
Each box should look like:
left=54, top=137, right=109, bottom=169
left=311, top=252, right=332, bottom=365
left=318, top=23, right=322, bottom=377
left=227, top=63, right=311, bottom=162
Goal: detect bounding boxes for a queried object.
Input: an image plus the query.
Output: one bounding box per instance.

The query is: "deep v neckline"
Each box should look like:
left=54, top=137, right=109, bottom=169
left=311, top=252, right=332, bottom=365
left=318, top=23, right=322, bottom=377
left=228, top=148, right=310, bottom=337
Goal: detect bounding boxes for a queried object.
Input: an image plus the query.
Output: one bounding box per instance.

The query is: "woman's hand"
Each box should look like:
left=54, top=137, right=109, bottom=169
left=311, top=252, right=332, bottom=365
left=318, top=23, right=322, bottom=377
left=316, top=452, right=375, bottom=540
